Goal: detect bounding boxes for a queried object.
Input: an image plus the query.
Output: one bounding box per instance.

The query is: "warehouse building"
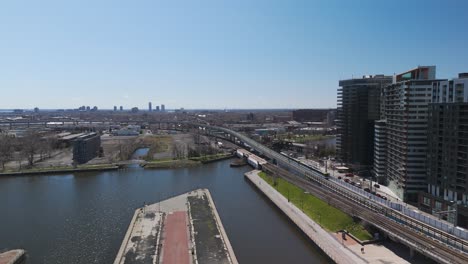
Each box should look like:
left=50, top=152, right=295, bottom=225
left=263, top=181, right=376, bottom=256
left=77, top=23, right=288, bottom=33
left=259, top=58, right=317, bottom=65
left=72, top=132, right=101, bottom=164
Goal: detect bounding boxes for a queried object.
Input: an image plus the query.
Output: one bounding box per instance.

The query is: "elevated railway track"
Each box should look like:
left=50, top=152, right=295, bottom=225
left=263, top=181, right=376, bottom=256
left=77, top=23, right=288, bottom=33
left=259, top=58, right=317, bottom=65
left=202, top=124, right=468, bottom=262
left=263, top=163, right=468, bottom=264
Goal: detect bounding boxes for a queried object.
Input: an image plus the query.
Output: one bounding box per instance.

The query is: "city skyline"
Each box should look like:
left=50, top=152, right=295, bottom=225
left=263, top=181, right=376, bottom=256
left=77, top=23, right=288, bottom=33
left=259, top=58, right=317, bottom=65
left=1, top=1, right=468, bottom=109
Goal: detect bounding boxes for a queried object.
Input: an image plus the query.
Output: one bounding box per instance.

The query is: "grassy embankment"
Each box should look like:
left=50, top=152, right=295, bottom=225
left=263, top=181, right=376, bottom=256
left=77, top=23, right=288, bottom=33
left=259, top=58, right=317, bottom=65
left=142, top=136, right=172, bottom=160
left=258, top=171, right=372, bottom=241
left=141, top=135, right=232, bottom=168
left=0, top=164, right=118, bottom=175
left=144, top=153, right=233, bottom=169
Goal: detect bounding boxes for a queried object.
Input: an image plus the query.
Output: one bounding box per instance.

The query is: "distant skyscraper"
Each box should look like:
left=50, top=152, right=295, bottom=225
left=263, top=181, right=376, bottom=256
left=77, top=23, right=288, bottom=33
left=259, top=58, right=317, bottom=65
left=148, top=102, right=152, bottom=112
left=120, top=106, right=123, bottom=111
left=337, top=74, right=392, bottom=170
left=156, top=105, right=160, bottom=111
left=114, top=106, right=117, bottom=111
left=161, top=104, right=165, bottom=112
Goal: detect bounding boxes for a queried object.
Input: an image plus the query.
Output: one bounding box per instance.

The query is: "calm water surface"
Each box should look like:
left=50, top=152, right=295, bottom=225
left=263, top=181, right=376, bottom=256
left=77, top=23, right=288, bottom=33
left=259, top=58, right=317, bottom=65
left=0, top=159, right=330, bottom=263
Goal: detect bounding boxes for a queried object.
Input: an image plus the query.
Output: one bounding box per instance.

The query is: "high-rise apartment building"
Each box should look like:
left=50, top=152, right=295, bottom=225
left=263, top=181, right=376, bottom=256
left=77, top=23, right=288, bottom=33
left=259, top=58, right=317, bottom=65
left=372, top=119, right=387, bottom=183
left=383, top=66, right=444, bottom=202
left=114, top=106, right=117, bottom=111
left=161, top=104, right=165, bottom=112
left=149, top=102, right=152, bottom=112
left=120, top=106, right=123, bottom=111
left=418, top=73, right=468, bottom=227
left=337, top=75, right=392, bottom=169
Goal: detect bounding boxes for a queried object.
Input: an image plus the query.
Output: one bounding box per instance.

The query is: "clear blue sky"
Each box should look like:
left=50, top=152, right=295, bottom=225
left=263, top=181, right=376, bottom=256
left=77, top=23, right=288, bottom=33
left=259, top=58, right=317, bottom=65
left=1, top=0, right=467, bottom=110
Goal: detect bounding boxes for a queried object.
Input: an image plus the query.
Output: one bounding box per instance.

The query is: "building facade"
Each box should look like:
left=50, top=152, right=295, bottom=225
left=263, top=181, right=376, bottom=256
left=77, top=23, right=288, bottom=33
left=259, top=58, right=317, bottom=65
left=337, top=75, right=392, bottom=169
left=383, top=66, right=444, bottom=202
left=418, top=73, right=468, bottom=227
left=72, top=133, right=101, bottom=164
left=372, top=119, right=387, bottom=183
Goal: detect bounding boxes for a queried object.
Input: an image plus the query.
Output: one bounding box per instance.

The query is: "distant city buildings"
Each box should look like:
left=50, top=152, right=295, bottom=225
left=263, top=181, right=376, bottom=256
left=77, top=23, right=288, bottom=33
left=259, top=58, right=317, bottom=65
left=161, top=104, right=165, bottom=112
left=120, top=106, right=123, bottom=111
left=337, top=75, right=392, bottom=170
left=149, top=102, right=152, bottom=112
left=72, top=132, right=101, bottom=164
left=292, top=109, right=335, bottom=126
left=114, top=106, right=117, bottom=111
left=156, top=105, right=160, bottom=111
left=112, top=125, right=141, bottom=136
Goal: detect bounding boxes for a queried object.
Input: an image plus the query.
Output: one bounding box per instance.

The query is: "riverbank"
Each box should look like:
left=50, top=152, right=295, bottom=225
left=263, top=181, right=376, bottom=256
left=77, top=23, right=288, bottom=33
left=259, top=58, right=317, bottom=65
left=245, top=170, right=364, bottom=264
left=143, top=154, right=234, bottom=169
left=0, top=164, right=119, bottom=176
left=258, top=171, right=372, bottom=240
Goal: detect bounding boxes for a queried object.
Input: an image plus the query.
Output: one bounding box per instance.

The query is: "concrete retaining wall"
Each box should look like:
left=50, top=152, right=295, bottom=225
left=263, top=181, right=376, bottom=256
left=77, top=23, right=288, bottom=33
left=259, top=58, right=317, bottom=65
left=244, top=170, right=365, bottom=264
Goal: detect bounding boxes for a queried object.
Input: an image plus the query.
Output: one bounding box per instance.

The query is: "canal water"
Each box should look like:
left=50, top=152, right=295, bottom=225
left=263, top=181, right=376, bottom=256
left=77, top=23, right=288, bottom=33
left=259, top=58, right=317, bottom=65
left=131, top=147, right=149, bottom=160
left=0, top=159, right=330, bottom=264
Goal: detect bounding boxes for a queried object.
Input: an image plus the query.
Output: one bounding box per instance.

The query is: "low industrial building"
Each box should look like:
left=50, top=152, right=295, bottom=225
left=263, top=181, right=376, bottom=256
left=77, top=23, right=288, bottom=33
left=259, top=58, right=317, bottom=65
left=72, top=132, right=101, bottom=164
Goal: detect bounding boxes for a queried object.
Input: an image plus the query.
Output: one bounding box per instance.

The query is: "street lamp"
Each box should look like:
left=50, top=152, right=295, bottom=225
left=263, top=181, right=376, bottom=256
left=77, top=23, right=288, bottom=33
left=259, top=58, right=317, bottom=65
left=301, top=191, right=309, bottom=211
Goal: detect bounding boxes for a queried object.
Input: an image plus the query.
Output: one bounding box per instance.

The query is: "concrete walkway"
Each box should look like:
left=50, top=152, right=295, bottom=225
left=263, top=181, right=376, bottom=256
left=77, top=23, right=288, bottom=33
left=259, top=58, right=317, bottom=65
left=245, top=170, right=365, bottom=264
left=246, top=170, right=428, bottom=264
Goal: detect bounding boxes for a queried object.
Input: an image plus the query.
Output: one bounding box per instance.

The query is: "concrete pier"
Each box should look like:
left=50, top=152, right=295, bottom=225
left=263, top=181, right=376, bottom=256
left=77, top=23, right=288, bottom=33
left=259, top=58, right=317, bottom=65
left=0, top=249, right=25, bottom=264
left=114, top=189, right=237, bottom=264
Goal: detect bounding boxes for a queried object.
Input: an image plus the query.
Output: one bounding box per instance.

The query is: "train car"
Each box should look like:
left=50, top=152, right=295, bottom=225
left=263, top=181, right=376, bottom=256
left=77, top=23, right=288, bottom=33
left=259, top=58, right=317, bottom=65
left=247, top=156, right=259, bottom=169
left=236, top=149, right=244, bottom=158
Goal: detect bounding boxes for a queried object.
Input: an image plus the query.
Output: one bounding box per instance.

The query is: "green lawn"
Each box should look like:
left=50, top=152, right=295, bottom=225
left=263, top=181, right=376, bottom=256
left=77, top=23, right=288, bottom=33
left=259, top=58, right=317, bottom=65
left=189, top=153, right=231, bottom=162
left=258, top=171, right=372, bottom=241
left=144, top=159, right=199, bottom=168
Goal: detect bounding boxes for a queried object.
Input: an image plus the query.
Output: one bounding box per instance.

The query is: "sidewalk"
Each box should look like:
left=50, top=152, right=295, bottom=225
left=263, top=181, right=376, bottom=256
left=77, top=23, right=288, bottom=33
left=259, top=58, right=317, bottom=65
left=245, top=170, right=365, bottom=264
left=246, top=170, right=420, bottom=264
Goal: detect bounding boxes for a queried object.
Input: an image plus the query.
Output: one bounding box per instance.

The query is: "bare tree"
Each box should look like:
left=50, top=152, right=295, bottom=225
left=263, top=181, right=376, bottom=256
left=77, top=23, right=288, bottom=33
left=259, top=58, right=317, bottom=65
left=19, top=130, right=41, bottom=167
left=172, top=142, right=187, bottom=159
left=0, top=135, right=13, bottom=170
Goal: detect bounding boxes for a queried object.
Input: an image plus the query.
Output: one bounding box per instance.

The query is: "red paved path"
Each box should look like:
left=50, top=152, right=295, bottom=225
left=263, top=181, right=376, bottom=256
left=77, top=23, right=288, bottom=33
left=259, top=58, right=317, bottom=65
left=162, top=211, right=190, bottom=264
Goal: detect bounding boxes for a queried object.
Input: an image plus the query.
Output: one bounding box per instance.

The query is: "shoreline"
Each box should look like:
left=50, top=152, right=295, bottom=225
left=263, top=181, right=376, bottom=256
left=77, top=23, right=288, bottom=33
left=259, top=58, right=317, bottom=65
left=143, top=154, right=234, bottom=169
left=0, top=164, right=120, bottom=177
left=244, top=169, right=365, bottom=264
left=0, top=155, right=235, bottom=176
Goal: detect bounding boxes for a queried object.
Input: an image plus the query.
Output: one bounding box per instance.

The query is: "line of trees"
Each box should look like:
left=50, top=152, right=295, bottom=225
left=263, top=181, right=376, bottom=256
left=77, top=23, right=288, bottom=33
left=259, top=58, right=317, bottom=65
left=0, top=130, right=58, bottom=171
